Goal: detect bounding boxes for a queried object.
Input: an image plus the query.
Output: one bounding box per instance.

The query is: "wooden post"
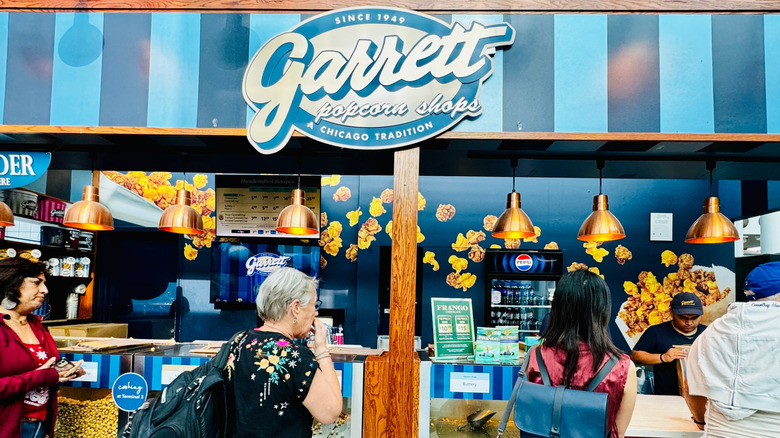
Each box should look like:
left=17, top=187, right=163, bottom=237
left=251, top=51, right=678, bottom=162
left=388, top=146, right=420, bottom=437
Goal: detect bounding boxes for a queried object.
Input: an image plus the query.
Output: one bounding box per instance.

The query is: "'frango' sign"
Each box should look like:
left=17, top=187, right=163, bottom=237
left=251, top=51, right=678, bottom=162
left=243, top=7, right=515, bottom=154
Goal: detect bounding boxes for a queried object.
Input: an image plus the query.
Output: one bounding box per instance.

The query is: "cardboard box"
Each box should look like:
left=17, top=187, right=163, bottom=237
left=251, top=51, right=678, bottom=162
left=49, top=323, right=128, bottom=338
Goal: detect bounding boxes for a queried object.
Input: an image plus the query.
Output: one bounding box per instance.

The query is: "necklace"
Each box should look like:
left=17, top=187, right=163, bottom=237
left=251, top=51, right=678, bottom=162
left=3, top=316, right=37, bottom=343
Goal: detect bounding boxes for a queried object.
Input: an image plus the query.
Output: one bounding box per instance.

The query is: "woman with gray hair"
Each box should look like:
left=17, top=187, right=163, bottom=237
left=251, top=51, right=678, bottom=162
left=223, top=267, right=342, bottom=437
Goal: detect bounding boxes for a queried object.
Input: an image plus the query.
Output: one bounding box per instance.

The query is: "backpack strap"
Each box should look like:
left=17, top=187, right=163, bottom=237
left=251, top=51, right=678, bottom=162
left=586, top=354, right=619, bottom=392
left=496, top=345, right=536, bottom=438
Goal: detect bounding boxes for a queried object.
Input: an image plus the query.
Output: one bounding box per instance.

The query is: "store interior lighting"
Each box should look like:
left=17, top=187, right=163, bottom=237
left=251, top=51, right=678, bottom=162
left=685, top=161, right=740, bottom=244
left=577, top=160, right=625, bottom=242
left=491, top=158, right=535, bottom=239
left=63, top=185, right=114, bottom=231
left=158, top=185, right=204, bottom=235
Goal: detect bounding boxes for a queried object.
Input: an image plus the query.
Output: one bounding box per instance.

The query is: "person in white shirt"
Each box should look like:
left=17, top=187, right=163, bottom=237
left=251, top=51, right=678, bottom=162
left=685, top=261, right=780, bottom=438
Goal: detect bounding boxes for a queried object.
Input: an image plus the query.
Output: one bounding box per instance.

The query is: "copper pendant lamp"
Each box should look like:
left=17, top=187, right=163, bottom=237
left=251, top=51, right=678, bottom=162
left=0, top=197, right=14, bottom=227
left=578, top=161, right=625, bottom=242
left=492, top=159, right=535, bottom=239
left=685, top=162, right=739, bottom=244
left=276, top=188, right=318, bottom=235
left=63, top=185, right=114, bottom=231
left=158, top=186, right=204, bottom=235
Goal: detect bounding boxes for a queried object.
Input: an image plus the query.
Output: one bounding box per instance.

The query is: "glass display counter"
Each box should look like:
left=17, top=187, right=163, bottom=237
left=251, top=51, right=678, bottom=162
left=421, top=356, right=523, bottom=438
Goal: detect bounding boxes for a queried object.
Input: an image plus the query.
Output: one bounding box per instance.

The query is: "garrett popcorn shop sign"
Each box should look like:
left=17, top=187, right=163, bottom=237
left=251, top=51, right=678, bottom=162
left=243, top=7, right=515, bottom=154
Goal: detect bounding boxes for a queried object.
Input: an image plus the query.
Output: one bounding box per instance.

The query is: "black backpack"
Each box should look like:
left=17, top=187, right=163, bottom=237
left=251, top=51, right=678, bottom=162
left=124, top=331, right=244, bottom=438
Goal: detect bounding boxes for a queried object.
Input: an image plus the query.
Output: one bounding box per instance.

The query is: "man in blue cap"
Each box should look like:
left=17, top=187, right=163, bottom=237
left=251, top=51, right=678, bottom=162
left=685, top=262, right=780, bottom=436
left=631, top=292, right=707, bottom=395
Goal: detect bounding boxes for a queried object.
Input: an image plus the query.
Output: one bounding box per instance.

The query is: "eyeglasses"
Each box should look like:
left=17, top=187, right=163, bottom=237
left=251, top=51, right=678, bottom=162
left=314, top=299, right=322, bottom=310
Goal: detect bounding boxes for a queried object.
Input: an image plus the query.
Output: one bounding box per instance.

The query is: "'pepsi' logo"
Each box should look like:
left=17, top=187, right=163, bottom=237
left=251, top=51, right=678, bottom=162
left=514, top=254, right=533, bottom=272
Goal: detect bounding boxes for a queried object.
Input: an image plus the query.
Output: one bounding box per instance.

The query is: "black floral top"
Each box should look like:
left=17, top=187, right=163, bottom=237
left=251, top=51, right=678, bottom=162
left=224, top=330, right=318, bottom=437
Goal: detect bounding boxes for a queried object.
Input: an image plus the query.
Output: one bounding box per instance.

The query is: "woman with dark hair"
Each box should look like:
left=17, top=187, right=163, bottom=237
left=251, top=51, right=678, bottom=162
left=0, top=258, right=83, bottom=438
left=524, top=269, right=637, bottom=438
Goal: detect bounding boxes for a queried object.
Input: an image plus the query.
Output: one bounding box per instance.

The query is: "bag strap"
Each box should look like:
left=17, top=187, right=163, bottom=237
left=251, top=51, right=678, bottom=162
left=587, top=354, right=619, bottom=391
left=535, top=347, right=552, bottom=386
left=212, top=330, right=248, bottom=368
left=496, top=345, right=536, bottom=438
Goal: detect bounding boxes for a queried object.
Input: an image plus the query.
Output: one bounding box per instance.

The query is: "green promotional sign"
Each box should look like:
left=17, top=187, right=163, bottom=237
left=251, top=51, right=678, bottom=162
left=431, top=297, right=475, bottom=360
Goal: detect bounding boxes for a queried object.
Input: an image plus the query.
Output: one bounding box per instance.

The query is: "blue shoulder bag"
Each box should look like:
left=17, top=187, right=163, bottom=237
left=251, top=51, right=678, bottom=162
left=496, top=346, right=619, bottom=438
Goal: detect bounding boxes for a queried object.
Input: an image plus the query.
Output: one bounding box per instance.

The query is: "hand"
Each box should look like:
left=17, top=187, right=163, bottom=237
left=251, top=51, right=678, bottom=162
left=37, top=357, right=56, bottom=371
left=662, top=347, right=688, bottom=362
left=311, top=318, right=329, bottom=354
left=58, top=360, right=84, bottom=382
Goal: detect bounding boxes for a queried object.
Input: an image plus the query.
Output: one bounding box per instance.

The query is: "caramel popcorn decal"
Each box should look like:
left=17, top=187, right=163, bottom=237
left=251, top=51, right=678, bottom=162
left=523, top=226, right=542, bottom=243
left=615, top=245, right=632, bottom=265
left=369, top=197, right=386, bottom=217
left=321, top=174, right=341, bottom=186
left=320, top=255, right=327, bottom=269
left=483, top=215, right=497, bottom=232
left=423, top=251, right=439, bottom=271
left=103, top=171, right=216, bottom=260
left=345, top=244, right=358, bottom=262
left=332, top=186, right=351, bottom=202
left=446, top=271, right=477, bottom=292
left=346, top=208, right=362, bottom=227
left=616, top=252, right=735, bottom=348
left=544, top=241, right=559, bottom=250
left=380, top=188, right=394, bottom=203
left=435, top=204, right=456, bottom=222
left=567, top=262, right=589, bottom=272
left=466, top=230, right=486, bottom=246
left=468, top=245, right=485, bottom=263
left=584, top=241, right=609, bottom=263
left=357, top=218, right=382, bottom=249
left=320, top=212, right=328, bottom=228
left=504, top=239, right=520, bottom=249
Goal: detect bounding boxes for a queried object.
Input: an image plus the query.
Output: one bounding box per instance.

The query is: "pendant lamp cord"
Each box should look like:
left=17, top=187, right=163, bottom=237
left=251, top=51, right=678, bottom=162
left=707, top=160, right=716, bottom=197
left=296, top=154, right=304, bottom=189
left=510, top=157, right=517, bottom=192
left=597, top=159, right=605, bottom=194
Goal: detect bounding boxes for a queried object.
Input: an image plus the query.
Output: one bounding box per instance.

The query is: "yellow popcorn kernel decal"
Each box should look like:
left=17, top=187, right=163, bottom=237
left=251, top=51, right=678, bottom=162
left=320, top=221, right=344, bottom=256
left=489, top=244, right=502, bottom=249
left=346, top=208, right=362, bottom=227
left=523, top=226, right=542, bottom=243
left=448, top=255, right=468, bottom=274
left=615, top=245, right=633, bottom=265
left=385, top=220, right=393, bottom=238
left=544, top=241, right=559, bottom=250
left=451, top=233, right=470, bottom=252
left=321, top=174, right=341, bottom=186
left=483, top=215, right=497, bottom=232
left=184, top=244, right=198, bottom=261
left=624, top=281, right=639, bottom=297
left=333, top=186, right=351, bottom=202
left=193, top=174, right=208, bottom=189
left=417, top=226, right=425, bottom=243
left=435, top=204, right=456, bottom=222
left=423, top=251, right=439, bottom=271
left=357, top=218, right=382, bottom=250
left=466, top=230, right=486, bottom=246
left=661, top=250, right=678, bottom=267
left=459, top=273, right=477, bottom=291
left=345, top=244, right=358, bottom=262
left=588, top=267, right=604, bottom=279
left=380, top=188, right=394, bottom=203
left=584, top=241, right=609, bottom=263
left=504, top=239, right=520, bottom=249
left=417, top=192, right=426, bottom=211
left=369, top=197, right=386, bottom=217
left=321, top=212, right=328, bottom=228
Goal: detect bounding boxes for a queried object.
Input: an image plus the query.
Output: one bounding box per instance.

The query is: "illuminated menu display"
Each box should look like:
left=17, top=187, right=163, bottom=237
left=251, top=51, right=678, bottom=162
left=215, top=175, right=320, bottom=238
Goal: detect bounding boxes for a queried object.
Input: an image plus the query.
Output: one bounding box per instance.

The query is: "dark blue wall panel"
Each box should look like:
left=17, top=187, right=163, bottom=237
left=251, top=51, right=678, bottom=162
left=4, top=13, right=55, bottom=125
left=197, top=14, right=250, bottom=129
left=607, top=15, right=660, bottom=132
left=712, top=15, right=767, bottom=133
left=502, top=15, right=555, bottom=133
left=99, top=13, right=151, bottom=127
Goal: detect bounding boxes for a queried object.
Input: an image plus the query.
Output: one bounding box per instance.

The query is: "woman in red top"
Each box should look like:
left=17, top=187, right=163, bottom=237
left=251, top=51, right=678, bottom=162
left=525, top=269, right=637, bottom=438
left=0, top=258, right=83, bottom=438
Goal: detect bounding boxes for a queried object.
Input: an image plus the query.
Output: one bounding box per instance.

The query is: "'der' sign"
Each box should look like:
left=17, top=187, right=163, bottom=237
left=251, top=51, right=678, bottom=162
left=0, top=152, right=51, bottom=188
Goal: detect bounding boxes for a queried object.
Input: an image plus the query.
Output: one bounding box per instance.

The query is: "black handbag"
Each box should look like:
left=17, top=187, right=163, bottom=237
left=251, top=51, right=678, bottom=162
left=497, top=346, right=619, bottom=438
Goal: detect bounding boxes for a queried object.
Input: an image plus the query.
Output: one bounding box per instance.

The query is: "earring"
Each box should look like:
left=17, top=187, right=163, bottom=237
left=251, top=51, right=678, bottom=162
left=1, top=298, right=16, bottom=310
left=293, top=317, right=298, bottom=323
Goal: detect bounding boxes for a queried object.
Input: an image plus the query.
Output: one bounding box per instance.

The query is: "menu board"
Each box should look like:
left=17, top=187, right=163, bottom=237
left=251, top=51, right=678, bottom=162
left=431, top=297, right=475, bottom=361
left=215, top=175, right=321, bottom=239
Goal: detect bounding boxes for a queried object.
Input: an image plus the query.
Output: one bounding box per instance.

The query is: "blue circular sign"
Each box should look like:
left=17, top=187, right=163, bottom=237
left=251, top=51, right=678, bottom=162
left=112, top=373, right=148, bottom=412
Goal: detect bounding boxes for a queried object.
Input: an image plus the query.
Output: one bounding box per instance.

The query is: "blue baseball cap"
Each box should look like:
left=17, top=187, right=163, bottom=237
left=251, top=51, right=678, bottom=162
left=671, top=292, right=703, bottom=315
left=744, top=261, right=780, bottom=301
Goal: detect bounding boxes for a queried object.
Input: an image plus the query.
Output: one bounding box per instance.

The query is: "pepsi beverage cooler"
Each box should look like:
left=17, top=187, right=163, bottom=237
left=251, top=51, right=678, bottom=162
left=210, top=242, right=320, bottom=308
left=484, top=249, right=563, bottom=335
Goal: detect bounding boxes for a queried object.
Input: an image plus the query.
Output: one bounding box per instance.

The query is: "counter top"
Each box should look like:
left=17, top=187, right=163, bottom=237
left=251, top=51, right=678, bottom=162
left=626, top=394, right=703, bottom=438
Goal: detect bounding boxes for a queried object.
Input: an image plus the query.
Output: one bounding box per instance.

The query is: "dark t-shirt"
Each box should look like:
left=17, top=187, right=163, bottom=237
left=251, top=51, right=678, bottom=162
left=632, top=320, right=706, bottom=395
left=225, top=330, right=318, bottom=438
